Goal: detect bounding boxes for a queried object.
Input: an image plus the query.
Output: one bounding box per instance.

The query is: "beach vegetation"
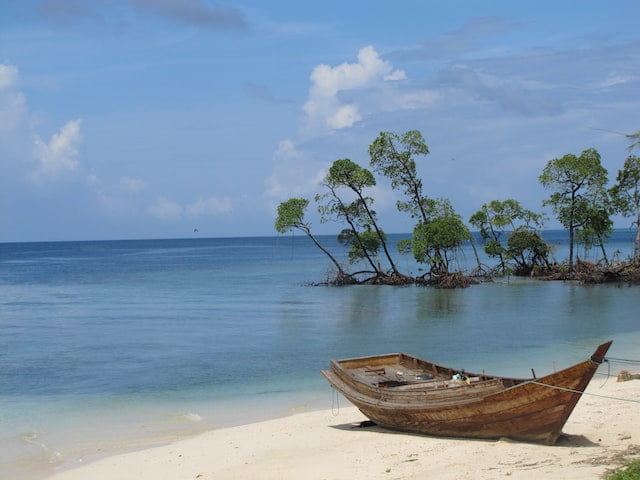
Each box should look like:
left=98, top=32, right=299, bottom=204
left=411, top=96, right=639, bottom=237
left=539, top=148, right=609, bottom=272
left=469, top=199, right=547, bottom=275
left=317, top=158, right=401, bottom=279
left=627, top=129, right=640, bottom=152
left=338, top=228, right=383, bottom=267
left=411, top=199, right=471, bottom=278
left=275, top=197, right=355, bottom=284
left=606, top=459, right=640, bottom=480
left=610, top=155, right=640, bottom=263
left=276, top=129, right=640, bottom=287
left=369, top=130, right=430, bottom=221
left=505, top=227, right=552, bottom=275
left=368, top=130, right=470, bottom=284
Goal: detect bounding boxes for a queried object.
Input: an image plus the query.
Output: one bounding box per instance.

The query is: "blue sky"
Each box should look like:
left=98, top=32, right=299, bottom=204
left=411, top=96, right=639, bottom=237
left=1, top=1, right=639, bottom=242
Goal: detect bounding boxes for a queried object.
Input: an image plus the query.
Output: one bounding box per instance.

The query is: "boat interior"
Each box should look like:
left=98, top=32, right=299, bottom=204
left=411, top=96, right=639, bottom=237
left=333, top=353, right=525, bottom=391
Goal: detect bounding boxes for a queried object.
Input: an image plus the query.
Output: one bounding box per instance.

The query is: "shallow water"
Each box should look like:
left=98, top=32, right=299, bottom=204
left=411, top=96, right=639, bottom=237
left=1, top=232, right=638, bottom=479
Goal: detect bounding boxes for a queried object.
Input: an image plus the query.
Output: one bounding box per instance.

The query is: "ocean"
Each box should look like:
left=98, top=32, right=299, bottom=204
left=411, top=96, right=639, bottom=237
left=1, top=230, right=639, bottom=479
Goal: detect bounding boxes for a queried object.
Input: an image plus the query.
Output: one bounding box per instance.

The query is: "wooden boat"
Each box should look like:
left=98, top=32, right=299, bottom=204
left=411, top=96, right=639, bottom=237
left=321, top=340, right=612, bottom=444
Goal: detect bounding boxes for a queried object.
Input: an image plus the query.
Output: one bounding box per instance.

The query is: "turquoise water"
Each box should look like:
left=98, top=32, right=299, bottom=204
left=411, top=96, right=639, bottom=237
left=1, top=232, right=639, bottom=479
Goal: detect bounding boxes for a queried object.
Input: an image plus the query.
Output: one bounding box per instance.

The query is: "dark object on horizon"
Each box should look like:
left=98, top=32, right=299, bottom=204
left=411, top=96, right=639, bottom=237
left=321, top=341, right=612, bottom=445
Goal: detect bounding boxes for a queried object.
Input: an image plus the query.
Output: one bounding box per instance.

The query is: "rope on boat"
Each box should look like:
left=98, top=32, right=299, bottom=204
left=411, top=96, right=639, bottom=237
left=331, top=386, right=340, bottom=416
left=529, top=380, right=640, bottom=404
left=605, top=356, right=640, bottom=365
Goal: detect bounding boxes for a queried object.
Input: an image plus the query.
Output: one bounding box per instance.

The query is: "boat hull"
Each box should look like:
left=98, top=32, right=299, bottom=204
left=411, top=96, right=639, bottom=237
left=321, top=341, right=611, bottom=444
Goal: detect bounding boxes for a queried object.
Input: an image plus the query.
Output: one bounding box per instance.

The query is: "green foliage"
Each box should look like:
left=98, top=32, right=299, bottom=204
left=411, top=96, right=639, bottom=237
left=539, top=148, right=609, bottom=269
left=369, top=130, right=430, bottom=220
left=505, top=227, right=551, bottom=274
left=627, top=130, right=640, bottom=152
left=484, top=239, right=505, bottom=257
left=611, top=156, right=640, bottom=216
left=275, top=197, right=349, bottom=278
left=611, top=155, right=640, bottom=261
left=539, top=148, right=608, bottom=194
left=412, top=214, right=470, bottom=272
left=408, top=198, right=469, bottom=275
left=396, top=238, right=413, bottom=255
left=275, top=198, right=310, bottom=234
left=338, top=228, right=384, bottom=264
left=469, top=199, right=546, bottom=274
left=318, top=158, right=399, bottom=275
left=576, top=206, right=614, bottom=250
left=606, top=460, right=640, bottom=480
left=326, top=158, right=376, bottom=191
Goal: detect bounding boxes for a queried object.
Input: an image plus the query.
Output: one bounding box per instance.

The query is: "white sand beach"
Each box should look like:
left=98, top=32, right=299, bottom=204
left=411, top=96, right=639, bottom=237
left=48, top=378, right=640, bottom=480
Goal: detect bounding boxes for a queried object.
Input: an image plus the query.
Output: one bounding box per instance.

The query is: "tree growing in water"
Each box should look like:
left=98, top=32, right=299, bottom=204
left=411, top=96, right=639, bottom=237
left=317, top=158, right=401, bottom=280
left=275, top=198, right=354, bottom=284
left=610, top=155, right=640, bottom=263
left=369, top=130, right=431, bottom=221
left=412, top=199, right=471, bottom=277
left=539, top=148, right=609, bottom=272
left=506, top=228, right=552, bottom=275
left=469, top=199, right=547, bottom=275
left=369, top=130, right=469, bottom=281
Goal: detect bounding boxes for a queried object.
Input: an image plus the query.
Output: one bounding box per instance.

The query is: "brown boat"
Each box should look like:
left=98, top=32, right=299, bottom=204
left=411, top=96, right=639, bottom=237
left=321, top=340, right=612, bottom=444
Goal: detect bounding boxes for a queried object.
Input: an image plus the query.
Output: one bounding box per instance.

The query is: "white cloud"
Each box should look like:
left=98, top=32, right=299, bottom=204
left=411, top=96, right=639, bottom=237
left=0, top=63, right=26, bottom=133
left=29, top=119, right=83, bottom=183
left=303, top=45, right=406, bottom=131
left=264, top=139, right=326, bottom=201
left=309, top=45, right=397, bottom=97
left=599, top=72, right=635, bottom=88
left=328, top=104, right=361, bottom=129
left=384, top=89, right=440, bottom=111
left=148, top=195, right=233, bottom=219
left=0, top=64, right=19, bottom=89
left=148, top=197, right=183, bottom=219
left=185, top=196, right=232, bottom=216
left=384, top=69, right=407, bottom=81
left=118, top=176, right=146, bottom=192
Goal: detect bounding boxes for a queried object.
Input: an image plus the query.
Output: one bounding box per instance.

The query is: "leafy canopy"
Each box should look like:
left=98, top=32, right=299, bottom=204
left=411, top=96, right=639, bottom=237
left=539, top=148, right=609, bottom=269
left=275, top=198, right=310, bottom=234
left=369, top=130, right=430, bottom=220
left=611, top=155, right=640, bottom=218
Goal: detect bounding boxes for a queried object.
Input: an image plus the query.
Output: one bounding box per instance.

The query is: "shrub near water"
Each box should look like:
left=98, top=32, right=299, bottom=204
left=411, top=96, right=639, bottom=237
left=607, top=460, right=640, bottom=480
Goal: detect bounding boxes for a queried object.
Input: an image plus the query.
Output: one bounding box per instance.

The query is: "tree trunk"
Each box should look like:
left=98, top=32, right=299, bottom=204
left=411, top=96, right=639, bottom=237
left=304, top=228, right=346, bottom=277
left=357, top=192, right=400, bottom=275
left=469, top=237, right=483, bottom=273
left=569, top=225, right=575, bottom=272
left=635, top=211, right=640, bottom=264
left=597, top=233, right=609, bottom=265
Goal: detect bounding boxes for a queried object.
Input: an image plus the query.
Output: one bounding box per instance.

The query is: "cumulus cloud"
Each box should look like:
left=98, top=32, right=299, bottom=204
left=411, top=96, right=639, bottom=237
left=264, top=139, right=326, bottom=202
left=0, top=64, right=19, bottom=89
left=303, top=45, right=406, bottom=131
left=29, top=119, right=84, bottom=183
left=0, top=64, right=26, bottom=132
